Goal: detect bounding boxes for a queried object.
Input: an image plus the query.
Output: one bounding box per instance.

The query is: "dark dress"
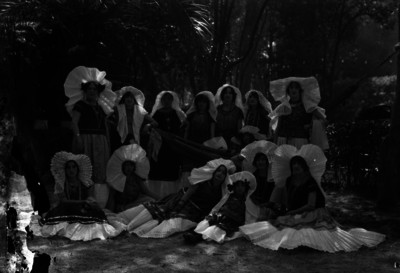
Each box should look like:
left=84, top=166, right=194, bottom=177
left=250, top=170, right=275, bottom=206
left=148, top=109, right=182, bottom=181
left=73, top=100, right=107, bottom=135
left=285, top=176, right=325, bottom=211
left=244, top=107, right=270, bottom=135
left=215, top=105, right=243, bottom=145
left=276, top=103, right=312, bottom=140
left=144, top=180, right=223, bottom=223
left=206, top=195, right=246, bottom=235
left=41, top=182, right=106, bottom=225
left=72, top=100, right=109, bottom=187
left=187, top=112, right=215, bottom=143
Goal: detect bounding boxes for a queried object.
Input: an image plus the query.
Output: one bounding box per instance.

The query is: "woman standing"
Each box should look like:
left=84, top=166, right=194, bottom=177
left=269, top=77, right=328, bottom=150
left=214, top=84, right=244, bottom=149
left=146, top=91, right=186, bottom=198
left=184, top=91, right=216, bottom=144
left=64, top=66, right=116, bottom=208
left=110, top=86, right=157, bottom=149
left=243, top=90, right=272, bottom=138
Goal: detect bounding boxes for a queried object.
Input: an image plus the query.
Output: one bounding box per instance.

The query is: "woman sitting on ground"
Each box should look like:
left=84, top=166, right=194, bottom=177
left=187, top=171, right=256, bottom=244
left=240, top=144, right=385, bottom=252
left=118, top=158, right=236, bottom=238
left=30, top=152, right=125, bottom=241
left=106, top=144, right=154, bottom=212
left=239, top=140, right=278, bottom=222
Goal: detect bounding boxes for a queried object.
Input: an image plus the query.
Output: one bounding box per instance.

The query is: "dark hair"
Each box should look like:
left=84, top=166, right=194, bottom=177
left=252, top=152, right=269, bottom=168
left=285, top=81, right=304, bottom=95
left=161, top=92, right=174, bottom=101
left=221, top=86, right=237, bottom=102
left=81, top=81, right=106, bottom=94
left=212, top=165, right=228, bottom=179
left=121, top=160, right=136, bottom=176
left=248, top=91, right=260, bottom=101
left=289, top=156, right=310, bottom=174
left=119, top=92, right=137, bottom=105
left=194, top=94, right=209, bottom=109
left=65, top=160, right=79, bottom=175
left=227, top=179, right=250, bottom=194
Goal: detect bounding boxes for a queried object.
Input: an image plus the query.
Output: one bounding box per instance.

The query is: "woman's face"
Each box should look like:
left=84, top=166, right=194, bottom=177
left=233, top=181, right=247, bottom=197
left=222, top=88, right=234, bottom=104
left=288, top=85, right=301, bottom=102
left=161, top=94, right=173, bottom=108
left=85, top=83, right=99, bottom=102
left=212, top=165, right=227, bottom=185
left=196, top=98, right=209, bottom=112
left=124, top=94, right=136, bottom=108
left=291, top=161, right=306, bottom=176
left=122, top=161, right=136, bottom=176
left=254, top=154, right=268, bottom=170
left=65, top=161, right=79, bottom=179
left=247, top=94, right=259, bottom=108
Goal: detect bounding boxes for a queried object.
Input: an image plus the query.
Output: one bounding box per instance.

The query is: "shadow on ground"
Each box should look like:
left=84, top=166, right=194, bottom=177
left=26, top=190, right=400, bottom=273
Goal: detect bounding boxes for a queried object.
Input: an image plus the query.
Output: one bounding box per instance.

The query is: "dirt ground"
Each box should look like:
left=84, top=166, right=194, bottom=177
left=25, top=191, right=400, bottom=273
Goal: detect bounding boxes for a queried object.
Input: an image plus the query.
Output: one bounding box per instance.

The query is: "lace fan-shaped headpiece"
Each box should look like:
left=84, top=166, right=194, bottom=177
left=188, top=158, right=236, bottom=186
left=203, top=137, right=228, bottom=151
left=241, top=125, right=267, bottom=140
left=271, top=144, right=327, bottom=196
left=186, top=91, right=217, bottom=121
left=150, top=90, right=186, bottom=122
left=51, top=151, right=93, bottom=195
left=64, top=66, right=116, bottom=115
left=244, top=90, right=272, bottom=115
left=106, top=144, right=150, bottom=192
left=269, top=76, right=320, bottom=113
left=240, top=140, right=277, bottom=173
left=215, top=84, right=244, bottom=113
left=115, top=86, right=145, bottom=107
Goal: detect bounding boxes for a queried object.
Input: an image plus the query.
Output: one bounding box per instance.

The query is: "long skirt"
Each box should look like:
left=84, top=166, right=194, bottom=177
left=119, top=189, right=208, bottom=238
left=240, top=208, right=385, bottom=253
left=30, top=202, right=126, bottom=241
left=73, top=134, right=110, bottom=208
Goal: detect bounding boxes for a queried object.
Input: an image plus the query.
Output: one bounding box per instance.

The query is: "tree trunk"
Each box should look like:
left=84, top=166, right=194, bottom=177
left=377, top=4, right=400, bottom=209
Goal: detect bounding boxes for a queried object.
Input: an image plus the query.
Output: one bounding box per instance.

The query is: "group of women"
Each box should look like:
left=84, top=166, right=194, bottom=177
left=29, top=66, right=384, bottom=253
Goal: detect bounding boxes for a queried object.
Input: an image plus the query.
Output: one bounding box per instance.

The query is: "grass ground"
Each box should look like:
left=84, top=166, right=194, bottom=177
left=26, top=190, right=400, bottom=273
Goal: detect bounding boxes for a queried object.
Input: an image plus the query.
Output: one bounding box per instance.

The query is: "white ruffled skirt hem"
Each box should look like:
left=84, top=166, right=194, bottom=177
left=30, top=211, right=126, bottom=241
left=134, top=217, right=197, bottom=238
left=195, top=220, right=242, bottom=243
left=240, top=221, right=385, bottom=253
